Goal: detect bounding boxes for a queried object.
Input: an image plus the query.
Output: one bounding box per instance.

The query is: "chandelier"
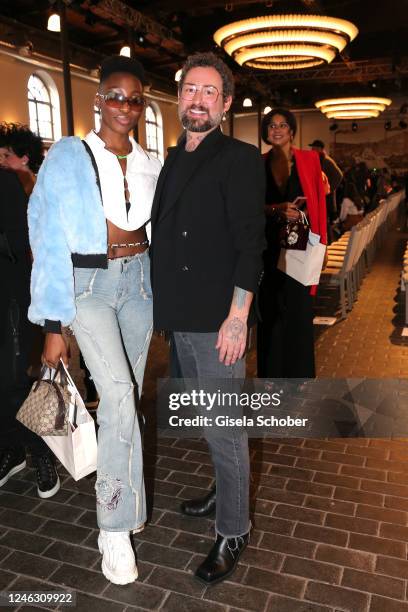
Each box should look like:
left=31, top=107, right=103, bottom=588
left=213, top=14, right=358, bottom=70
left=315, top=97, right=392, bottom=119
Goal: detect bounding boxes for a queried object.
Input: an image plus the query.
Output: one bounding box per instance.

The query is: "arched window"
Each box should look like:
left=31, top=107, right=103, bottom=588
left=27, top=72, right=61, bottom=142
left=145, top=103, right=163, bottom=163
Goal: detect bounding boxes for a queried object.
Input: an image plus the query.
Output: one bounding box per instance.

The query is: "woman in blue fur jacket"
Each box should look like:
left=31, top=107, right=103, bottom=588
left=28, top=56, right=161, bottom=585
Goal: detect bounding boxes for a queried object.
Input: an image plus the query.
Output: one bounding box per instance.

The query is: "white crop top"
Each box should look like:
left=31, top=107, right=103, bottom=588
left=84, top=130, right=161, bottom=231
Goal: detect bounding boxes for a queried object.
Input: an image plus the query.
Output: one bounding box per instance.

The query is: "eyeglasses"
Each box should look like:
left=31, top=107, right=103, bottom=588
left=269, top=122, right=290, bottom=130
left=97, top=91, right=146, bottom=109
left=180, top=83, right=221, bottom=103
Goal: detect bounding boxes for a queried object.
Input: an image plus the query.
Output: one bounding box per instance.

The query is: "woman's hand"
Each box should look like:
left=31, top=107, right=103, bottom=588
left=42, top=333, right=69, bottom=368
left=265, top=202, right=301, bottom=221
left=279, top=202, right=301, bottom=221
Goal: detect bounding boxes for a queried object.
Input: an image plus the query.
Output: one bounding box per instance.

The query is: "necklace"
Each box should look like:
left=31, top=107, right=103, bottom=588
left=105, top=143, right=132, bottom=158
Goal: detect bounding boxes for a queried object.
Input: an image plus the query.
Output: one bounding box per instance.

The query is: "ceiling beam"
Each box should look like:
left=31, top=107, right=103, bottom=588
left=251, top=57, right=408, bottom=83
left=84, top=0, right=184, bottom=53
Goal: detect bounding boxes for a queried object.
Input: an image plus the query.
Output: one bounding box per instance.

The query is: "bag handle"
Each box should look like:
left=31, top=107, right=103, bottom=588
left=34, top=361, right=67, bottom=391
left=58, top=358, right=76, bottom=389
left=298, top=210, right=309, bottom=226
left=58, top=359, right=82, bottom=428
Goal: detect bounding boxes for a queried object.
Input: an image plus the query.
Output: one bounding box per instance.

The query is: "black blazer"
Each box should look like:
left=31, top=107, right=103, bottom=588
left=150, top=127, right=266, bottom=332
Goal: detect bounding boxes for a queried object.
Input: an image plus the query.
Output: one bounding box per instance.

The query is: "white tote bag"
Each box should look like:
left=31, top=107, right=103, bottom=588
left=42, top=361, right=97, bottom=481
left=277, top=231, right=326, bottom=286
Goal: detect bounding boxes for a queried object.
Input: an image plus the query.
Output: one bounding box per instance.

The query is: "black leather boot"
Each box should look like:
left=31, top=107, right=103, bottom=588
left=180, top=486, right=216, bottom=517
left=195, top=532, right=249, bottom=585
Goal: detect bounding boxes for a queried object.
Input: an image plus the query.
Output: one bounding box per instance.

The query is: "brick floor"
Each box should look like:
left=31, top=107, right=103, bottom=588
left=2, top=224, right=408, bottom=611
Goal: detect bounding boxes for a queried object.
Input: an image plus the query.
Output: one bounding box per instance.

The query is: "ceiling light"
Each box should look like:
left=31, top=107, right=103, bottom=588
left=399, top=120, right=407, bottom=129
left=326, top=110, right=379, bottom=119
left=351, top=122, right=358, bottom=132
left=120, top=46, right=131, bottom=57
left=175, top=69, right=182, bottom=82
left=384, top=121, right=392, bottom=130
left=47, top=13, right=60, bottom=32
left=214, top=14, right=358, bottom=70
left=316, top=96, right=391, bottom=120
left=263, top=106, right=272, bottom=114
left=243, top=98, right=253, bottom=108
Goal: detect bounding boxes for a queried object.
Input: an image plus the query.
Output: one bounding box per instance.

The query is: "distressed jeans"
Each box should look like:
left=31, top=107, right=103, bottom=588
left=172, top=331, right=250, bottom=538
left=71, top=251, right=152, bottom=531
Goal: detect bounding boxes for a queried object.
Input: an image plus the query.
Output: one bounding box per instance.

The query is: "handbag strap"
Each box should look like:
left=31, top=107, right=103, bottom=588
left=34, top=361, right=67, bottom=391
left=82, top=140, right=103, bottom=203
left=299, top=210, right=309, bottom=226
left=49, top=380, right=67, bottom=430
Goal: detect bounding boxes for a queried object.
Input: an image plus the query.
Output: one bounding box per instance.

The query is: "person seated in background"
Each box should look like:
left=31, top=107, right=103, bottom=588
left=353, top=161, right=372, bottom=205
left=0, top=122, right=44, bottom=196
left=336, top=181, right=364, bottom=231
left=0, top=166, right=60, bottom=499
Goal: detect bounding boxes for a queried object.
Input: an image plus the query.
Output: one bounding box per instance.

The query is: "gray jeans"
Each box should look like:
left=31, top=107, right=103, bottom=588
left=172, top=331, right=250, bottom=538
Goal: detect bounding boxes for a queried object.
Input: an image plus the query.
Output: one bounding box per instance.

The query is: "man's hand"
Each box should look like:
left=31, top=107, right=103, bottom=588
left=216, top=315, right=247, bottom=366
left=42, top=333, right=69, bottom=369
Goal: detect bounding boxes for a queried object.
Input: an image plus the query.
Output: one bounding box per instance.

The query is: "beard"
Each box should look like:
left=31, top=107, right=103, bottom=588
left=179, top=104, right=223, bottom=132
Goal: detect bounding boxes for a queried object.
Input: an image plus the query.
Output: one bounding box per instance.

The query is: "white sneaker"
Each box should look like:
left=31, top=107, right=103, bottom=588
left=98, top=530, right=138, bottom=585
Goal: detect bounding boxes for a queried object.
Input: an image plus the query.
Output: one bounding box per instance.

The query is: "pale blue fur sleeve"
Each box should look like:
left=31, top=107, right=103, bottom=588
left=28, top=144, right=76, bottom=328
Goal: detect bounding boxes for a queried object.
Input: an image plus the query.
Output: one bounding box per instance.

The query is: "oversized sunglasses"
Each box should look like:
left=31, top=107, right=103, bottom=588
left=269, top=122, right=290, bottom=130
left=97, top=91, right=146, bottom=109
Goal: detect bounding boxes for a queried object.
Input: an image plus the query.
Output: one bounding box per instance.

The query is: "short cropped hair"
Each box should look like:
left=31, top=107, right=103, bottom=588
left=261, top=108, right=298, bottom=144
left=99, top=55, right=146, bottom=86
left=178, top=52, right=234, bottom=99
left=0, top=123, right=44, bottom=173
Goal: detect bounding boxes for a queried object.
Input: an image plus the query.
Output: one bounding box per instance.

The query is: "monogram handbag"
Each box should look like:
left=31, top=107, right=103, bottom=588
left=279, top=210, right=309, bottom=251
left=16, top=363, right=71, bottom=436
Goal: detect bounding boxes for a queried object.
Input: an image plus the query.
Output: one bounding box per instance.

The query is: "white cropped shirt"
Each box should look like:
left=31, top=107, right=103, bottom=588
left=84, top=130, right=161, bottom=232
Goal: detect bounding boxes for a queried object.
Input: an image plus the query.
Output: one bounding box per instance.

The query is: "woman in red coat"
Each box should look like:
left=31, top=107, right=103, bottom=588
left=257, top=108, right=327, bottom=378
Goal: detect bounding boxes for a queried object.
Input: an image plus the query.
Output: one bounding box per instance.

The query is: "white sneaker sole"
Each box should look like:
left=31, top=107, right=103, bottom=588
left=0, top=460, right=26, bottom=487
left=98, top=536, right=138, bottom=585
left=37, top=476, right=61, bottom=499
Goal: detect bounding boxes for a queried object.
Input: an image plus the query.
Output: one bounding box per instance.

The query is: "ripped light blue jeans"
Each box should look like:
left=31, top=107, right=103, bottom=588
left=71, top=251, right=152, bottom=532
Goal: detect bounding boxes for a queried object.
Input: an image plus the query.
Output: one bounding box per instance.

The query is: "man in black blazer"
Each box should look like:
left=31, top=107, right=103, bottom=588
left=150, top=52, right=265, bottom=585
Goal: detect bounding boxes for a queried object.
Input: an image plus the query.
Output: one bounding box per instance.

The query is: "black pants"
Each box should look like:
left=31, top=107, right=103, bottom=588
left=0, top=298, right=48, bottom=455
left=257, top=269, right=315, bottom=378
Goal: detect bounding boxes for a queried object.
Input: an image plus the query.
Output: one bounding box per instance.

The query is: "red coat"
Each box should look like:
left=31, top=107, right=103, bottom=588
left=292, top=147, right=327, bottom=246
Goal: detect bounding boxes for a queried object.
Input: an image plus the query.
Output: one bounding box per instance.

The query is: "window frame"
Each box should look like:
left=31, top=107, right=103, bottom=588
left=145, top=102, right=163, bottom=163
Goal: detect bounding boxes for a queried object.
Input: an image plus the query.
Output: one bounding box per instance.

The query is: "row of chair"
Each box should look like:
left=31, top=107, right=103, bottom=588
left=320, top=190, right=405, bottom=320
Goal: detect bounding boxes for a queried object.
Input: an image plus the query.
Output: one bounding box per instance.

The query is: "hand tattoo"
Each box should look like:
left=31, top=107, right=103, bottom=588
left=224, top=317, right=246, bottom=343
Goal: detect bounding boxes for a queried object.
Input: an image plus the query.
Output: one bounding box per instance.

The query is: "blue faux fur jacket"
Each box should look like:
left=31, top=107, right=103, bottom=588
left=28, top=136, right=157, bottom=329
